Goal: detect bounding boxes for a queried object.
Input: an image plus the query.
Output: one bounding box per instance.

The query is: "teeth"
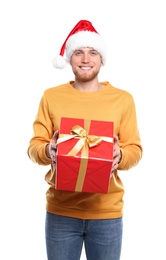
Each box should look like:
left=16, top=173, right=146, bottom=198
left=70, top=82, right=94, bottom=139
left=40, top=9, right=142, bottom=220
left=81, top=67, right=91, bottom=70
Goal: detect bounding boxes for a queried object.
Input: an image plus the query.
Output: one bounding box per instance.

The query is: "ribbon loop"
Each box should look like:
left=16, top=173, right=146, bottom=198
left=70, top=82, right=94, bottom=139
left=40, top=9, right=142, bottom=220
left=70, top=125, right=87, bottom=137
left=70, top=125, right=102, bottom=149
left=87, top=135, right=102, bottom=147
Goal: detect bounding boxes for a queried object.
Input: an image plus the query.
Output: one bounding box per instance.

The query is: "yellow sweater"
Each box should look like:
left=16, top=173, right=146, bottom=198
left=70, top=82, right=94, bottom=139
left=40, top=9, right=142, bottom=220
left=27, top=81, right=143, bottom=219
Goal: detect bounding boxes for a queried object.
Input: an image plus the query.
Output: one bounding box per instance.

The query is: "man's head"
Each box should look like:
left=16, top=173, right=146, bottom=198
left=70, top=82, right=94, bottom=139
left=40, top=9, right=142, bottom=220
left=53, top=20, right=106, bottom=69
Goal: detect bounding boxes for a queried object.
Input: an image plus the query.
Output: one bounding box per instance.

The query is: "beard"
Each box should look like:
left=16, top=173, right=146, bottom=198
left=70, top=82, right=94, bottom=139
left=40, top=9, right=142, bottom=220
left=73, top=69, right=99, bottom=82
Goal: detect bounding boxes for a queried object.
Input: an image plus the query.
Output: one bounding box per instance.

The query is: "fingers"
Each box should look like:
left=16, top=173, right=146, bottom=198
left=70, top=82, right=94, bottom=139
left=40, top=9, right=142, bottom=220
left=113, top=135, right=120, bottom=158
left=111, top=135, right=121, bottom=174
left=49, top=130, right=59, bottom=166
left=111, top=160, right=119, bottom=174
left=49, top=142, right=57, bottom=152
left=50, top=130, right=59, bottom=152
left=49, top=145, right=57, bottom=167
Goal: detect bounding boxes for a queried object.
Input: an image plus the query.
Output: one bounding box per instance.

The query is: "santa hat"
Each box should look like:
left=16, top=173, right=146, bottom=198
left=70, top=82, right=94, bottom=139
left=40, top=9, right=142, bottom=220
left=52, top=20, right=106, bottom=69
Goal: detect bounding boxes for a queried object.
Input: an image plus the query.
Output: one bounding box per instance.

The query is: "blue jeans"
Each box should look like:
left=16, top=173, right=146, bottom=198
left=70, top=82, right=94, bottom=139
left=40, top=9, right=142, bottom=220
left=45, top=212, right=123, bottom=260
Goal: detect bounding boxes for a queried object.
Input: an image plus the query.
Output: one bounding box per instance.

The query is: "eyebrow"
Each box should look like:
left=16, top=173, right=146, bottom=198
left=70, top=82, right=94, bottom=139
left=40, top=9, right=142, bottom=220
left=73, top=48, right=98, bottom=53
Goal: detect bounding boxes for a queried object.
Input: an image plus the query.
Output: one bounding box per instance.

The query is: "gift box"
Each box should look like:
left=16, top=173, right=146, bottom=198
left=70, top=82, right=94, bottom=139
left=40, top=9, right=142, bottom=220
left=55, top=117, right=114, bottom=193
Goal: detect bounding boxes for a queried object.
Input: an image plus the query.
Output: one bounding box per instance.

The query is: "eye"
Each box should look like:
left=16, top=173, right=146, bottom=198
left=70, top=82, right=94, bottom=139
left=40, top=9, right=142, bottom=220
left=90, top=50, right=99, bottom=55
left=73, top=50, right=82, bottom=56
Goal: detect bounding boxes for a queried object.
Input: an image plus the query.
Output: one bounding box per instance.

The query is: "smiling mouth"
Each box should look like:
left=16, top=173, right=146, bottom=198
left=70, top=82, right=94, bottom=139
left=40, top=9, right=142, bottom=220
left=79, top=66, right=92, bottom=70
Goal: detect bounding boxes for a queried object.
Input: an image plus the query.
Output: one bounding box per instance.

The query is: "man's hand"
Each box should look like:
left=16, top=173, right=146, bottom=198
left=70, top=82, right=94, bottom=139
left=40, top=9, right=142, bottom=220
left=111, top=135, right=122, bottom=174
left=46, top=130, right=59, bottom=166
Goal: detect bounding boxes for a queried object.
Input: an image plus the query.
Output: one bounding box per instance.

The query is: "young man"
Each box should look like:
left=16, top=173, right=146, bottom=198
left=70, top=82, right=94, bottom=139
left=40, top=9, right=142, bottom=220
left=27, top=20, right=143, bottom=260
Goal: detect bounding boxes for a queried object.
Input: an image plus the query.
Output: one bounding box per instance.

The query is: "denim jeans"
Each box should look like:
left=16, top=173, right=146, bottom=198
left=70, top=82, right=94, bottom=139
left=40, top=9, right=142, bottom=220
left=45, top=212, right=123, bottom=260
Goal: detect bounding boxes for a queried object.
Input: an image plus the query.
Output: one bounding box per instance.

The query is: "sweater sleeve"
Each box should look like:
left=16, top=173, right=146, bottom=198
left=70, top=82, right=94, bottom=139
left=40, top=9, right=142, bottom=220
left=27, top=93, right=53, bottom=165
left=118, top=94, right=143, bottom=170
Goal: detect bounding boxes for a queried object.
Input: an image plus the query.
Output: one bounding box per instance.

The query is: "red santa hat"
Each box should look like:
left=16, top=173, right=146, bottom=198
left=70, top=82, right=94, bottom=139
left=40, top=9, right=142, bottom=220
left=52, top=20, right=106, bottom=69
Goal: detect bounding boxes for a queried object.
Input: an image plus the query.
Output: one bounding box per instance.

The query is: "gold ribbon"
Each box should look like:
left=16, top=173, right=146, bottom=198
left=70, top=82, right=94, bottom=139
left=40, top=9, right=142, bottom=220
left=57, top=122, right=113, bottom=192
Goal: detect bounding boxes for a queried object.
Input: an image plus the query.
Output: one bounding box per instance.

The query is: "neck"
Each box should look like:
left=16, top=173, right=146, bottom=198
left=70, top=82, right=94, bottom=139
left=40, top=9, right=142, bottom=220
left=72, top=79, right=103, bottom=92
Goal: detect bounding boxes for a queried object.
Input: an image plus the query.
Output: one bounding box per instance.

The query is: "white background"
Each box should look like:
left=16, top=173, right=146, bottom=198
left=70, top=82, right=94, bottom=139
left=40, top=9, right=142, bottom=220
left=0, top=0, right=166, bottom=259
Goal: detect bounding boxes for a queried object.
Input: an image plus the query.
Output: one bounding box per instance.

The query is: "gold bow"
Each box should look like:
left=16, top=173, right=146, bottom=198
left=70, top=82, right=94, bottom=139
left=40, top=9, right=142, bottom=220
left=68, top=125, right=103, bottom=156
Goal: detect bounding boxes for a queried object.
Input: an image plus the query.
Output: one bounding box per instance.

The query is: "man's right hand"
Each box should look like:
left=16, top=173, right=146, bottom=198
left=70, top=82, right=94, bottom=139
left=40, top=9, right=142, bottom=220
left=46, top=130, right=59, bottom=166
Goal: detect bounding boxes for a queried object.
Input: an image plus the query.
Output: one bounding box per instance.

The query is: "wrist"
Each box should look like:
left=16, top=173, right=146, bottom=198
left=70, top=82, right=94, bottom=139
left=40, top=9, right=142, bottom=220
left=45, top=144, right=51, bottom=158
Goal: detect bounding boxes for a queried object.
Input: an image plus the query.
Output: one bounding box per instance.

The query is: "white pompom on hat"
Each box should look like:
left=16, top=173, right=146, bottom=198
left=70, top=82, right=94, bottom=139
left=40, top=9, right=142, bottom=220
left=52, top=20, right=106, bottom=69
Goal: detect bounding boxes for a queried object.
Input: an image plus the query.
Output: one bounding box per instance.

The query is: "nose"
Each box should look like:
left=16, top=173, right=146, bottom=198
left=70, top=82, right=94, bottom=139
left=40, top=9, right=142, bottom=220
left=81, top=53, right=90, bottom=63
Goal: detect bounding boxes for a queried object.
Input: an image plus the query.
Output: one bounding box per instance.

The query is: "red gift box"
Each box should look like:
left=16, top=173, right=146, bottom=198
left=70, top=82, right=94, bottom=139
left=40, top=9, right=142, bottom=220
left=55, top=117, right=114, bottom=193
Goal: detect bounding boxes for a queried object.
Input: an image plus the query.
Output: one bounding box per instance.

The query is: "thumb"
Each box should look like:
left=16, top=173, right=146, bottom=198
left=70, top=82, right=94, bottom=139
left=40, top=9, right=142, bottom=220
left=113, top=135, right=119, bottom=144
left=52, top=130, right=59, bottom=142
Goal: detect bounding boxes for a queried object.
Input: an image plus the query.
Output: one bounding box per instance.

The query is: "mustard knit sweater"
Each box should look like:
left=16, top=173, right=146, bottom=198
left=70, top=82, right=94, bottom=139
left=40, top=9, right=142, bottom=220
left=27, top=81, right=143, bottom=219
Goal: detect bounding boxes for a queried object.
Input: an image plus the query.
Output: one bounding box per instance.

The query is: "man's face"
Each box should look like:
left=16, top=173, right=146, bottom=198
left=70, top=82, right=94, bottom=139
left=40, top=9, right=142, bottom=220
left=70, top=48, right=103, bottom=82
